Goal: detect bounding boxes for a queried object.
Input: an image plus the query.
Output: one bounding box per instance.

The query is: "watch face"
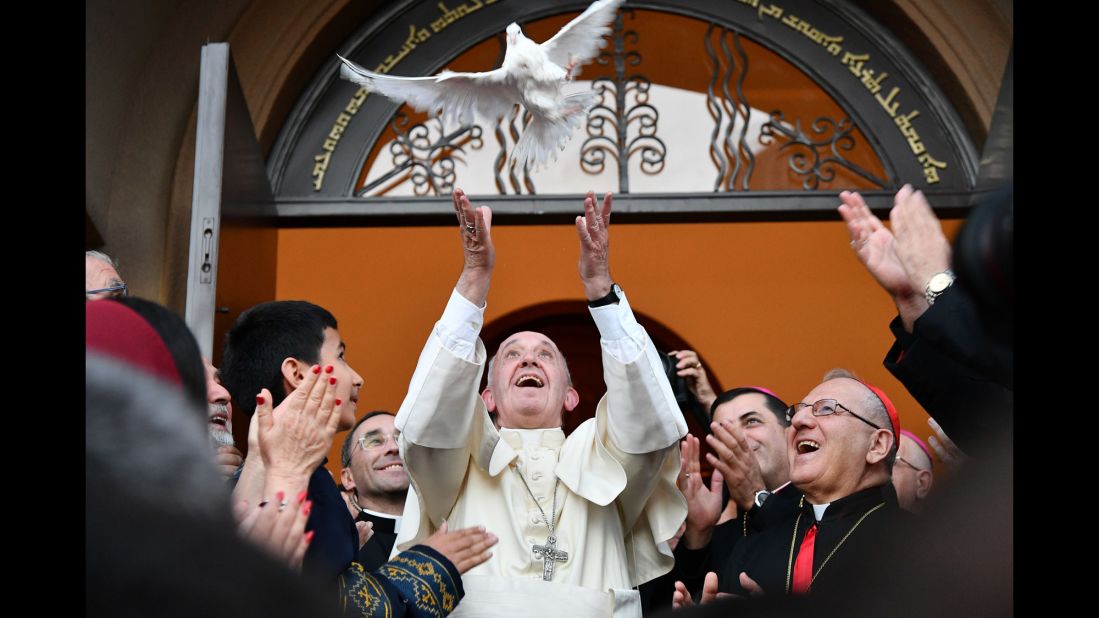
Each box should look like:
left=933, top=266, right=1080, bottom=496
left=754, top=491, right=770, bottom=508
left=929, top=273, right=953, bottom=293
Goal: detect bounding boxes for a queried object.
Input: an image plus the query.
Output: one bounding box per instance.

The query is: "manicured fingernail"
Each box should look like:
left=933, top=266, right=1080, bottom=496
left=305, top=530, right=315, bottom=544
left=256, top=395, right=265, bottom=405
left=312, top=365, right=321, bottom=374
left=329, top=377, right=337, bottom=385
left=335, top=399, right=342, bottom=406
left=276, top=491, right=285, bottom=502
left=325, top=365, right=334, bottom=374
left=303, top=501, right=313, bottom=516
left=296, top=490, right=308, bottom=504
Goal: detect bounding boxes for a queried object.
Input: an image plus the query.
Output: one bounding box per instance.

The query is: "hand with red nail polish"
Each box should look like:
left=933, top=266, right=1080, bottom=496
left=238, top=348, right=341, bottom=571
left=252, top=350, right=342, bottom=482
left=236, top=480, right=313, bottom=572
left=325, top=365, right=334, bottom=374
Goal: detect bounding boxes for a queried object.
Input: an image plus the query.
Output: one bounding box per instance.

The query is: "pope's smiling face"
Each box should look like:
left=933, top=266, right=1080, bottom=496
left=483, top=331, right=578, bottom=430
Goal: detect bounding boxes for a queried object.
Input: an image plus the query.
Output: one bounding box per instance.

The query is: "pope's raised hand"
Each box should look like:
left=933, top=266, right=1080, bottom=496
left=453, top=188, right=494, bottom=307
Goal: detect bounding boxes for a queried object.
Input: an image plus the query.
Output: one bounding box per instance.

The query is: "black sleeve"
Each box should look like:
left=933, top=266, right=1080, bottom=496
left=884, top=297, right=1013, bottom=456
left=302, top=466, right=359, bottom=584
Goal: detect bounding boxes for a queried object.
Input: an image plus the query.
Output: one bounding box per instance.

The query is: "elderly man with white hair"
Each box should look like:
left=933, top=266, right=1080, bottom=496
left=394, top=189, right=687, bottom=617
left=86, top=250, right=127, bottom=299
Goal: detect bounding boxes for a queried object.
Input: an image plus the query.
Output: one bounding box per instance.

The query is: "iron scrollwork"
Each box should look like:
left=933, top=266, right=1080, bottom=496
left=357, top=112, right=484, bottom=197
left=494, top=104, right=537, bottom=194
left=759, top=112, right=890, bottom=190
left=579, top=9, right=665, bottom=193
left=705, top=24, right=757, bottom=191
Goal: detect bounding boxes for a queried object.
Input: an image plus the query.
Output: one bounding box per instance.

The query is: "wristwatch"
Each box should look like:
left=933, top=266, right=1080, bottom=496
left=588, top=283, right=622, bottom=307
left=924, top=270, right=955, bottom=306
left=752, top=489, right=771, bottom=509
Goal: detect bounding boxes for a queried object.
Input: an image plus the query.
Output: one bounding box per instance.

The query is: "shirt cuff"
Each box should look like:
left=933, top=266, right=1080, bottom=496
left=588, top=287, right=647, bottom=364
left=433, top=288, right=485, bottom=362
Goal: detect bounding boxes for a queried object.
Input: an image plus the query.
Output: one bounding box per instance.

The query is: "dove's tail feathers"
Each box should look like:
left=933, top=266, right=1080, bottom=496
left=510, top=96, right=594, bottom=172
left=511, top=115, right=554, bottom=173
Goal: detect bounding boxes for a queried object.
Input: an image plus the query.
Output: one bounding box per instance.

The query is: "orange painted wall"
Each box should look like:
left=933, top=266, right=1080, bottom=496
left=276, top=218, right=962, bottom=479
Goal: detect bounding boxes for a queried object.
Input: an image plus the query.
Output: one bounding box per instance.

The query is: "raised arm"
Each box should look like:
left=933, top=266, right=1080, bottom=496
left=890, top=184, right=953, bottom=307
left=453, top=187, right=495, bottom=308
left=576, top=190, right=614, bottom=301
left=562, top=191, right=687, bottom=579
left=395, top=188, right=500, bottom=545
left=838, top=189, right=928, bottom=332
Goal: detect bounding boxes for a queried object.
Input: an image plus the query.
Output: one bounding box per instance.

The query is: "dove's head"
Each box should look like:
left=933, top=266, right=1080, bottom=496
left=506, top=23, right=522, bottom=46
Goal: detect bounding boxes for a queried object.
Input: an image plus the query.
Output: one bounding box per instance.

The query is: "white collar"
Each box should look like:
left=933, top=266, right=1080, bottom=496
left=360, top=507, right=403, bottom=534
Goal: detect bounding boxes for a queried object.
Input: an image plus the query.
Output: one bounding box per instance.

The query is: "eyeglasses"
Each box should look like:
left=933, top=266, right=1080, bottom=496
left=894, top=456, right=928, bottom=472
left=86, top=283, right=129, bottom=298
left=786, top=398, right=883, bottom=431
left=356, top=432, right=399, bottom=452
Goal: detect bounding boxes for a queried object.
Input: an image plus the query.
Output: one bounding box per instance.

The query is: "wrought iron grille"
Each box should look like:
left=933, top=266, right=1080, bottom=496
left=354, top=8, right=895, bottom=197
left=579, top=9, right=665, bottom=193
left=759, top=112, right=890, bottom=190
left=705, top=24, right=756, bottom=191
left=357, top=112, right=484, bottom=196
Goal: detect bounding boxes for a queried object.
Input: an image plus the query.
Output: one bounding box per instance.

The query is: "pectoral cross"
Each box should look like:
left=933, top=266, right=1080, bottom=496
left=532, top=534, right=569, bottom=581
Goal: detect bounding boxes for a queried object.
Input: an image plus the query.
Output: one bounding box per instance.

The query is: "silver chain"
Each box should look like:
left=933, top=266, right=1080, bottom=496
left=511, top=464, right=560, bottom=534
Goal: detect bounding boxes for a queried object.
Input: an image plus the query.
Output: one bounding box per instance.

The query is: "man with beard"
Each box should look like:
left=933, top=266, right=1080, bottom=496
left=203, top=357, right=244, bottom=479
left=340, top=412, right=410, bottom=570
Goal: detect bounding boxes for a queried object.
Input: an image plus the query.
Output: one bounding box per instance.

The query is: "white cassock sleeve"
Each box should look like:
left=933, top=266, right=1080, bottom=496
left=394, top=289, right=494, bottom=531
left=561, top=289, right=688, bottom=584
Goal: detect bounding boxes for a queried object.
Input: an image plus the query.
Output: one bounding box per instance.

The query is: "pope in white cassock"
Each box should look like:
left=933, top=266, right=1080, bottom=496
left=394, top=188, right=688, bottom=617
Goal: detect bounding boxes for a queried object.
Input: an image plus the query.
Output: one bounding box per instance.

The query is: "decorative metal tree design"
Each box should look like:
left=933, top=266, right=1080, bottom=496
left=579, top=10, right=666, bottom=193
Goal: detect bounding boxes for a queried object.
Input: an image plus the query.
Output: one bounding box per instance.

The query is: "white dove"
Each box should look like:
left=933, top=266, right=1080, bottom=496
left=337, top=0, right=625, bottom=172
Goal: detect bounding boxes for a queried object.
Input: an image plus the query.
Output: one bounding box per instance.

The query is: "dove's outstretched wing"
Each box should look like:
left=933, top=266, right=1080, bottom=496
left=539, top=0, right=625, bottom=78
left=338, top=55, right=517, bottom=126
